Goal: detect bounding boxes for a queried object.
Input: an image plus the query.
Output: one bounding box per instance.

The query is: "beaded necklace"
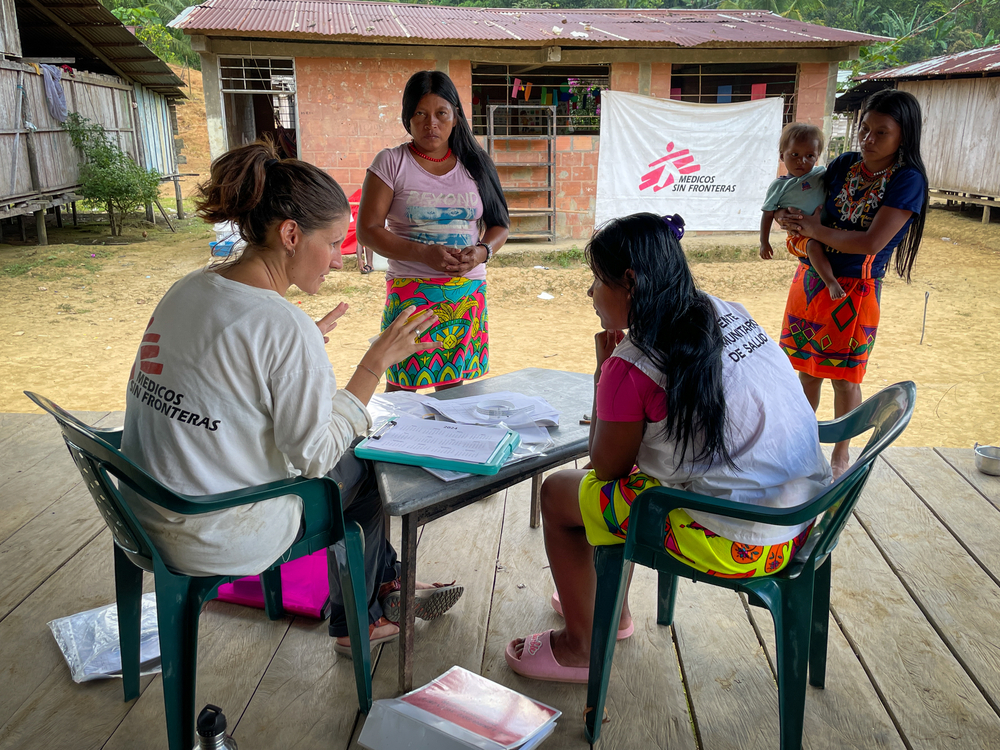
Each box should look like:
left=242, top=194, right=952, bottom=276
left=833, top=157, right=899, bottom=227
left=409, top=142, right=452, bottom=163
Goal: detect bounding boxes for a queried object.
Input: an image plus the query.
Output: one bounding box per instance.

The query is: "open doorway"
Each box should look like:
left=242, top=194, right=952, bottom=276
left=219, top=57, right=297, bottom=157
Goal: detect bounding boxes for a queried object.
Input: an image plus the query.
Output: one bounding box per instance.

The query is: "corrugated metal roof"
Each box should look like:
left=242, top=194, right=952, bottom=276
left=856, top=44, right=1000, bottom=80
left=170, top=2, right=883, bottom=48
left=15, top=0, right=186, bottom=98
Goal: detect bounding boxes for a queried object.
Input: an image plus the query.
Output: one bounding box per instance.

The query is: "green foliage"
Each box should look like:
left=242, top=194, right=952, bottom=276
left=63, top=113, right=161, bottom=237
left=101, top=0, right=200, bottom=69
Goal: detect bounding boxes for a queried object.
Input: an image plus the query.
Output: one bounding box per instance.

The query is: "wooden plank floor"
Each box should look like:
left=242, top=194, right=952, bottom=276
left=2, top=413, right=1000, bottom=749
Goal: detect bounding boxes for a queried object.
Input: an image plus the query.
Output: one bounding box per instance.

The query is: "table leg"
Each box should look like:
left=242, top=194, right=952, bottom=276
left=530, top=474, right=542, bottom=529
left=399, top=513, right=418, bottom=693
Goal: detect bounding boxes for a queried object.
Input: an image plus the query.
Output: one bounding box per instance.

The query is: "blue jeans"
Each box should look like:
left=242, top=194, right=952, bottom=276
left=325, top=448, right=399, bottom=637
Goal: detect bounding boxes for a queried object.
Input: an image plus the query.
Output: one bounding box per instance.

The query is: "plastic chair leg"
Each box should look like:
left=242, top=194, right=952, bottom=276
left=585, top=545, right=629, bottom=745
left=260, top=567, right=285, bottom=620
left=113, top=543, right=143, bottom=702
left=337, top=522, right=373, bottom=713
left=154, top=571, right=219, bottom=750
left=657, top=570, right=678, bottom=626
left=755, top=576, right=814, bottom=750
left=809, top=555, right=832, bottom=689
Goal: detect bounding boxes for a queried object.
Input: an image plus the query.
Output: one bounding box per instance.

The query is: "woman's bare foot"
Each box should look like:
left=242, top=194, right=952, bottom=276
left=551, top=591, right=632, bottom=633
left=619, top=602, right=633, bottom=633
left=831, top=449, right=850, bottom=479
left=509, top=627, right=590, bottom=669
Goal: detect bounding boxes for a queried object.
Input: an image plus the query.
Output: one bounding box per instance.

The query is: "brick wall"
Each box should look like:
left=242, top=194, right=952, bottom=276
left=449, top=59, right=474, bottom=125
left=795, top=62, right=837, bottom=133
left=555, top=136, right=599, bottom=240
left=611, top=62, right=639, bottom=94
left=650, top=63, right=673, bottom=100
left=295, top=57, right=434, bottom=194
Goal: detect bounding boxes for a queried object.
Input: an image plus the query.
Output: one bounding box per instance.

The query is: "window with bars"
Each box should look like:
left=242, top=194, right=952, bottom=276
left=219, top=57, right=298, bottom=157
left=669, top=63, right=797, bottom=124
left=471, top=64, right=610, bottom=136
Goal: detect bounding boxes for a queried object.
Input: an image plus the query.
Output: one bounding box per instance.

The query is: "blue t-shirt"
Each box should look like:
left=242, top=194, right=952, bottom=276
left=811, top=152, right=926, bottom=279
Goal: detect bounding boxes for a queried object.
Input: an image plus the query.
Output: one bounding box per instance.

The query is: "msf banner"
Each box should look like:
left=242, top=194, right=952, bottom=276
left=595, top=91, right=784, bottom=231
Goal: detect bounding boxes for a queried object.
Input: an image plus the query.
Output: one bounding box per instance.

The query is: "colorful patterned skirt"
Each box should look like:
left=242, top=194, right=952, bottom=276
left=780, top=263, right=881, bottom=384
left=578, top=469, right=810, bottom=578
left=381, top=277, right=489, bottom=389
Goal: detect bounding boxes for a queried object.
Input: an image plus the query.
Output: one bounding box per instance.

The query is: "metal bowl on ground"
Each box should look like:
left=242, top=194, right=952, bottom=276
left=974, top=444, right=1000, bottom=476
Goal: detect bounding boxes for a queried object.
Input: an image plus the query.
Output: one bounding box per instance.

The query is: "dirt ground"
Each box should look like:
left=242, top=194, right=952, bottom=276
left=1, top=205, right=998, bottom=448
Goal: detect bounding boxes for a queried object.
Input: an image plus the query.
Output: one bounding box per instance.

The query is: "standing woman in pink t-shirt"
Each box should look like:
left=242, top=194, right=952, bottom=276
left=358, top=71, right=509, bottom=391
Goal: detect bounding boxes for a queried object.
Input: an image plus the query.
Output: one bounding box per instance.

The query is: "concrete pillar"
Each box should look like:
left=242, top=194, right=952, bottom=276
left=638, top=62, right=651, bottom=97
left=198, top=49, right=227, bottom=161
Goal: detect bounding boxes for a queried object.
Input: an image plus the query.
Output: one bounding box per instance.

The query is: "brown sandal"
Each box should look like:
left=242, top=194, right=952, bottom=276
left=333, top=616, right=399, bottom=656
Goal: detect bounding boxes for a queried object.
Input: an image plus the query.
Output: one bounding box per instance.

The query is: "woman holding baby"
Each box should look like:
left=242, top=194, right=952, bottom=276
left=776, top=89, right=928, bottom=477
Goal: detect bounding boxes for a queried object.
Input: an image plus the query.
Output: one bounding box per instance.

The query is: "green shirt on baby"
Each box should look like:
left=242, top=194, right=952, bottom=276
left=761, top=165, right=826, bottom=216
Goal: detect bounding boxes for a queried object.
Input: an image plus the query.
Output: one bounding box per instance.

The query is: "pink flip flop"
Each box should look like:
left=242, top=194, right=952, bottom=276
left=505, top=630, right=589, bottom=684
left=550, top=592, right=635, bottom=640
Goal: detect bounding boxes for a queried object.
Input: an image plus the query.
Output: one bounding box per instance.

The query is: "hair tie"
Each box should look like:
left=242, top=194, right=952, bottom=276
left=662, top=214, right=685, bottom=241
left=264, top=158, right=279, bottom=169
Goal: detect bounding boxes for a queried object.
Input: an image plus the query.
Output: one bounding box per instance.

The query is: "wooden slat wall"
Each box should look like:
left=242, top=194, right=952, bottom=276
left=133, top=83, right=177, bottom=176
left=900, top=78, right=1000, bottom=199
left=0, top=61, right=145, bottom=204
left=0, top=0, right=19, bottom=59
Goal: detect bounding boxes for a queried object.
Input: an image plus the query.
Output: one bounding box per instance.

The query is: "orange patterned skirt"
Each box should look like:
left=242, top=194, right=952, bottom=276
left=780, top=263, right=881, bottom=384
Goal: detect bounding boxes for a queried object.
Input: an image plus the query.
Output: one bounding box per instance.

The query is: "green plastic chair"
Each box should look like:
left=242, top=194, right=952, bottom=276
left=584, top=381, right=916, bottom=750
left=26, top=392, right=373, bottom=750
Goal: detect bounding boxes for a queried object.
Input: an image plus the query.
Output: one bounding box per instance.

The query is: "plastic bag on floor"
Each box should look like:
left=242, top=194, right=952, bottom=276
left=47, top=593, right=162, bottom=682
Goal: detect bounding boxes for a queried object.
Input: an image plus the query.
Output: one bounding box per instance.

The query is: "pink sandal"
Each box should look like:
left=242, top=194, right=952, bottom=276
left=550, top=592, right=635, bottom=639
left=505, top=630, right=589, bottom=684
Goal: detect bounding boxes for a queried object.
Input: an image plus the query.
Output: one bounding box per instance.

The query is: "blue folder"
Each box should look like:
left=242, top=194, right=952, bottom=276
left=354, top=418, right=522, bottom=476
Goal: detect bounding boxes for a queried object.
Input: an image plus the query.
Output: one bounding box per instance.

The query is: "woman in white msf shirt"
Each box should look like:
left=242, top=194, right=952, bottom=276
left=122, top=140, right=463, bottom=654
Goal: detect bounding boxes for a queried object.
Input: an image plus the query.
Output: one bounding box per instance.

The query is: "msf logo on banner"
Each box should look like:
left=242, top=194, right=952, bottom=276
left=639, top=141, right=738, bottom=194
left=639, top=142, right=701, bottom=192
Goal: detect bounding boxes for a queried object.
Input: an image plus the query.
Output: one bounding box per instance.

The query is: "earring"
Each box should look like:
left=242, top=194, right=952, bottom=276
left=285, top=246, right=295, bottom=258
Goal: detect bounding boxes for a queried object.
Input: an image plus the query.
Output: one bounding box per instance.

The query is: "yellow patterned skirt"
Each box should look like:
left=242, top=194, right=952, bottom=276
left=579, top=469, right=811, bottom=578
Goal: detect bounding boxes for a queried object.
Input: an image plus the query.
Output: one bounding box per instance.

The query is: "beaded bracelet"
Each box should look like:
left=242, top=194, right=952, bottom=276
left=476, top=241, right=494, bottom=263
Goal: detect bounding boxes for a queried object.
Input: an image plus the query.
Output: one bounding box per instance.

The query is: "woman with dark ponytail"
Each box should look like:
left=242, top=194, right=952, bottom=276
left=776, top=89, right=928, bottom=477
left=358, top=70, right=509, bottom=391
left=121, top=140, right=463, bottom=658
left=505, top=212, right=831, bottom=683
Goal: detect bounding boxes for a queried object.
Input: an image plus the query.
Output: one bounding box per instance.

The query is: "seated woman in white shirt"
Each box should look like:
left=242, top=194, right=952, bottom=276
left=121, top=141, right=463, bottom=653
left=505, top=213, right=831, bottom=682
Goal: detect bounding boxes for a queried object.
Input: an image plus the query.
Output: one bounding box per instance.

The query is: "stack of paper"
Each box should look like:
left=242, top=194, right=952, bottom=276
left=364, top=391, right=560, bottom=482
left=358, top=415, right=515, bottom=465
left=423, top=392, right=560, bottom=428
left=358, top=666, right=560, bottom=750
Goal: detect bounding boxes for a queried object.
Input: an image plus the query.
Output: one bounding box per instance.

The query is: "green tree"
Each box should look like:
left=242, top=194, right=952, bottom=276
left=101, top=0, right=199, bottom=69
left=63, top=113, right=161, bottom=236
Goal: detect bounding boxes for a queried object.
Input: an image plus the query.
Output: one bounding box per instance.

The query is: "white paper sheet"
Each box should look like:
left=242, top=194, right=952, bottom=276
left=362, top=415, right=510, bottom=464
left=422, top=392, right=559, bottom=428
